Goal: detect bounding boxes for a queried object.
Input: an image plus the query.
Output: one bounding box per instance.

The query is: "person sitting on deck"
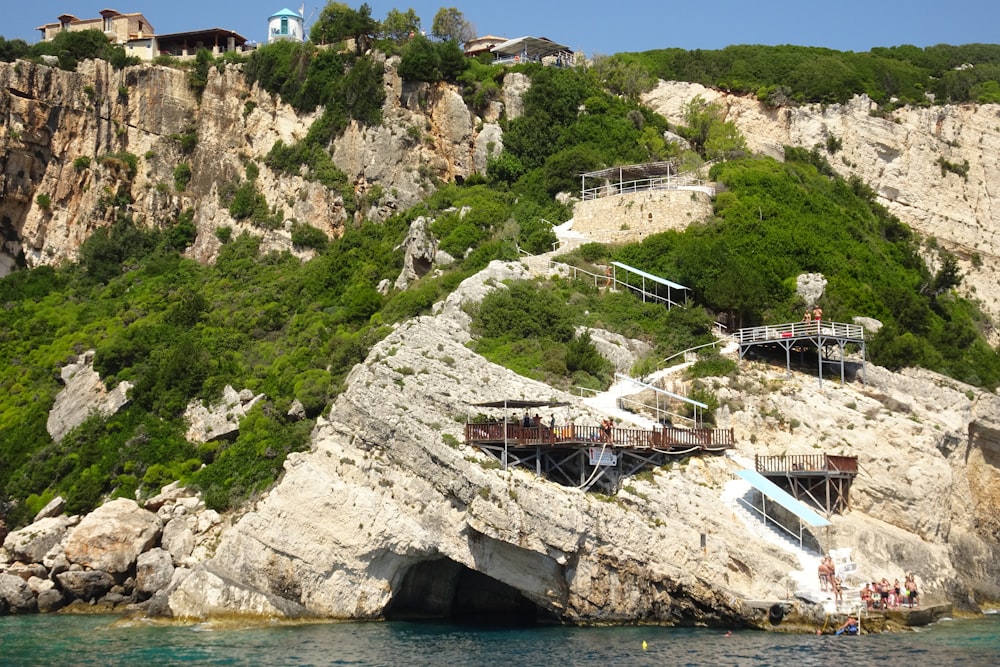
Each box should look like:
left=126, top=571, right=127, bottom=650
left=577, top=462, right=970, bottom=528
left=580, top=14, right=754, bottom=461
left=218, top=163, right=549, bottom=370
left=803, top=309, right=812, bottom=324
left=813, top=306, right=823, bottom=331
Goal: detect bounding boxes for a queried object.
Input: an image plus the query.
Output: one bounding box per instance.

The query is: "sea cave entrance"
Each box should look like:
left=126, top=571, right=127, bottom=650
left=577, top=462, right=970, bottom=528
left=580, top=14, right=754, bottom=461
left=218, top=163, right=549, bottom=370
left=385, top=558, right=553, bottom=625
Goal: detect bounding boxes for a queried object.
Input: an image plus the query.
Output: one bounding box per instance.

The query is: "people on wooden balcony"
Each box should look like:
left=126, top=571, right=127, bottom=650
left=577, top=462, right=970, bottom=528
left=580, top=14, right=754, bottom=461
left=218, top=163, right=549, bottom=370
left=600, top=418, right=613, bottom=443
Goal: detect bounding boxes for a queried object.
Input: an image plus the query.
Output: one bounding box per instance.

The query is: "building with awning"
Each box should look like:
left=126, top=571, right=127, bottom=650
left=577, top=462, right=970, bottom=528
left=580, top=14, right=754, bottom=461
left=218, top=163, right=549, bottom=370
left=155, top=28, right=249, bottom=59
left=490, top=36, right=573, bottom=66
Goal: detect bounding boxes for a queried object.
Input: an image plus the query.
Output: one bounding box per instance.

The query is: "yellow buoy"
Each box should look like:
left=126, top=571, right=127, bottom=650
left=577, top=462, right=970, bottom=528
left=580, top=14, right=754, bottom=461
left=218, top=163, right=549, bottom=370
left=642, top=640, right=648, bottom=650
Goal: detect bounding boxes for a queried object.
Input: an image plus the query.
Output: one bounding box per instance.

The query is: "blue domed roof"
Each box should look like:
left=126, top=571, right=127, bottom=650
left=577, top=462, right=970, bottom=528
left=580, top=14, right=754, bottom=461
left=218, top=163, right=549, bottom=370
left=269, top=8, right=302, bottom=20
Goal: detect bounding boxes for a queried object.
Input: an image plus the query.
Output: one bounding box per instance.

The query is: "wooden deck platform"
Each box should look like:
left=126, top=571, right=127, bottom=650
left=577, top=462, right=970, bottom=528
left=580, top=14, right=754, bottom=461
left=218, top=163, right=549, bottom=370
left=465, top=422, right=734, bottom=493
left=755, top=454, right=859, bottom=514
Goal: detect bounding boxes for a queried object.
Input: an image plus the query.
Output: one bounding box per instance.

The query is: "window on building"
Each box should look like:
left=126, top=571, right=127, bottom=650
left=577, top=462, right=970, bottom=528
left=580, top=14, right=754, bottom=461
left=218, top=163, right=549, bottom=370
left=104, top=17, right=113, bottom=32
left=281, top=17, right=288, bottom=35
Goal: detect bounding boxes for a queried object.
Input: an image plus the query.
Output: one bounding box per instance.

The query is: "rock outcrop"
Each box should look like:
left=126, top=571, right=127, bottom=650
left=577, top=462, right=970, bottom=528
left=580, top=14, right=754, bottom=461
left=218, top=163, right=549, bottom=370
left=183, top=385, right=264, bottom=444
left=394, top=215, right=438, bottom=289
left=0, top=487, right=222, bottom=614
left=46, top=351, right=132, bottom=443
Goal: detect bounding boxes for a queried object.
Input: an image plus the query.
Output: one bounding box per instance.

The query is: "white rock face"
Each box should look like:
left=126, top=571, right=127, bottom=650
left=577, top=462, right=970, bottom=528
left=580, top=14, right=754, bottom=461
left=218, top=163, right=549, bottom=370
left=46, top=352, right=132, bottom=443
left=183, top=385, right=264, bottom=444
left=0, top=57, right=504, bottom=274
left=159, top=256, right=1000, bottom=622
left=3, top=516, right=78, bottom=564
left=643, top=82, right=1000, bottom=329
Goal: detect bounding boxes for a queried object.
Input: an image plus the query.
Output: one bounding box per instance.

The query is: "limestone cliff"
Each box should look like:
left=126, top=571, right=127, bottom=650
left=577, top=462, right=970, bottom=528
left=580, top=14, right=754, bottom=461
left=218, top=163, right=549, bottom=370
left=0, top=57, right=501, bottom=274
left=644, top=82, right=1000, bottom=330
left=5, top=59, right=1000, bottom=625
left=162, top=259, right=1000, bottom=623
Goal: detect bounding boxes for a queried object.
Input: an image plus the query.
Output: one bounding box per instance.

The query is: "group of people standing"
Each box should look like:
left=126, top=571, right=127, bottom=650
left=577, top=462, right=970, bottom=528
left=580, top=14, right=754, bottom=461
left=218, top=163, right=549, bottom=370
left=802, top=305, right=823, bottom=325
left=819, top=556, right=920, bottom=610
left=860, top=575, right=919, bottom=609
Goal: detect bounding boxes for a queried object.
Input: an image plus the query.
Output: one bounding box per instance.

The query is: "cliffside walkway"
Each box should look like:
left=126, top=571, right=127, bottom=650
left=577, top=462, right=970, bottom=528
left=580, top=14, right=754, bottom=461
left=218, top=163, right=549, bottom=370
left=465, top=402, right=733, bottom=493
left=736, top=320, right=867, bottom=387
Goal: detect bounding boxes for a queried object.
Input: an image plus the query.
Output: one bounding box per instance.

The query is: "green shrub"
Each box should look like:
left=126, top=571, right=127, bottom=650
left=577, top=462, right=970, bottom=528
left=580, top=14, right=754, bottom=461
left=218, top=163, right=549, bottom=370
left=73, top=156, right=91, bottom=171
left=290, top=223, right=329, bottom=250
left=172, top=129, right=198, bottom=154
left=472, top=280, right=575, bottom=342
left=566, top=330, right=613, bottom=379
left=35, top=193, right=51, bottom=210
left=100, top=151, right=139, bottom=178
left=173, top=162, right=192, bottom=191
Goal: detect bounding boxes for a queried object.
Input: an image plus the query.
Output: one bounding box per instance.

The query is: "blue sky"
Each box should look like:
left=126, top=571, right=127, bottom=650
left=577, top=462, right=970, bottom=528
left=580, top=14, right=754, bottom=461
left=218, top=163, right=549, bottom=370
left=6, top=1, right=1000, bottom=56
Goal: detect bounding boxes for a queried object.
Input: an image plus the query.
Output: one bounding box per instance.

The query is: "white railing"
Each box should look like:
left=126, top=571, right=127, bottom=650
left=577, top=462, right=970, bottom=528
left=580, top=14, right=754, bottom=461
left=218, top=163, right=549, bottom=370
left=549, top=260, right=680, bottom=308
left=736, top=320, right=865, bottom=344
left=581, top=175, right=710, bottom=201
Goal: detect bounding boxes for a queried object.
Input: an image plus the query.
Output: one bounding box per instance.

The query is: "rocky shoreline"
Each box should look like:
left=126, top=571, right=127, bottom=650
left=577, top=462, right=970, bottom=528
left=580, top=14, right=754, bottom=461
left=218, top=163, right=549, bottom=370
left=0, top=485, right=223, bottom=616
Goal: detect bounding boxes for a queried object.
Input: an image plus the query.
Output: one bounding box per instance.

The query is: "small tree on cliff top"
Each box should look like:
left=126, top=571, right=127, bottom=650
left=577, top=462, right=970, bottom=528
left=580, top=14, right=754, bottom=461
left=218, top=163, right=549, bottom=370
left=431, top=7, right=475, bottom=45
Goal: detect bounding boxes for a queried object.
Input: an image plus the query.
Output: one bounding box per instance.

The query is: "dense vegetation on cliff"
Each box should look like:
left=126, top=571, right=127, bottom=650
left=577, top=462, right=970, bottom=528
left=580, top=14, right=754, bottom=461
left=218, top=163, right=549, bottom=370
left=2, top=8, right=1000, bottom=528
left=601, top=43, right=1000, bottom=106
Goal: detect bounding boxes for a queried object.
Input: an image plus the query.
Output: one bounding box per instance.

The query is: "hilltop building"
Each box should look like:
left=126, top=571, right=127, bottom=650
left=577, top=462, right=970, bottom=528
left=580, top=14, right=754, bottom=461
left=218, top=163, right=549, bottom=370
left=463, top=35, right=506, bottom=58
left=36, top=9, right=154, bottom=44
left=267, top=8, right=305, bottom=43
left=489, top=36, right=574, bottom=66
left=35, top=8, right=248, bottom=61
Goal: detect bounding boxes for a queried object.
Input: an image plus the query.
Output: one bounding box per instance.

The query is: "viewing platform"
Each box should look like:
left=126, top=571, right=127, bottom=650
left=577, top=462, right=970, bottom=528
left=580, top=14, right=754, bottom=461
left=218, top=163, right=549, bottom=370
left=736, top=320, right=867, bottom=386
left=465, top=416, right=734, bottom=493
left=755, top=454, right=859, bottom=514
left=579, top=161, right=714, bottom=201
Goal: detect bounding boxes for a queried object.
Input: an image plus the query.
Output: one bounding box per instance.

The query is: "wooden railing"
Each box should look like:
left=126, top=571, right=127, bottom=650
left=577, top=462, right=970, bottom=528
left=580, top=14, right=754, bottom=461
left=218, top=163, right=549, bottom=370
left=736, top=320, right=865, bottom=344
left=465, top=423, right=734, bottom=450
left=755, top=454, right=859, bottom=475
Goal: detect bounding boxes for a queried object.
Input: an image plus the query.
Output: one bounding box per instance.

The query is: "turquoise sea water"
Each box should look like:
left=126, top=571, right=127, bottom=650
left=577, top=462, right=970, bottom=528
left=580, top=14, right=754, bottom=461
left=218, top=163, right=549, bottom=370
left=0, top=613, right=997, bottom=666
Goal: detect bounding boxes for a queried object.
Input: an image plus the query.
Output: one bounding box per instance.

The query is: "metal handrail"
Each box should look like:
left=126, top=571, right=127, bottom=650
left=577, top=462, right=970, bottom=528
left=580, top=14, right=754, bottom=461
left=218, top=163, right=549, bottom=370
left=659, top=336, right=736, bottom=369
left=581, top=175, right=709, bottom=201
left=549, top=260, right=681, bottom=308
left=736, top=320, right=865, bottom=343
